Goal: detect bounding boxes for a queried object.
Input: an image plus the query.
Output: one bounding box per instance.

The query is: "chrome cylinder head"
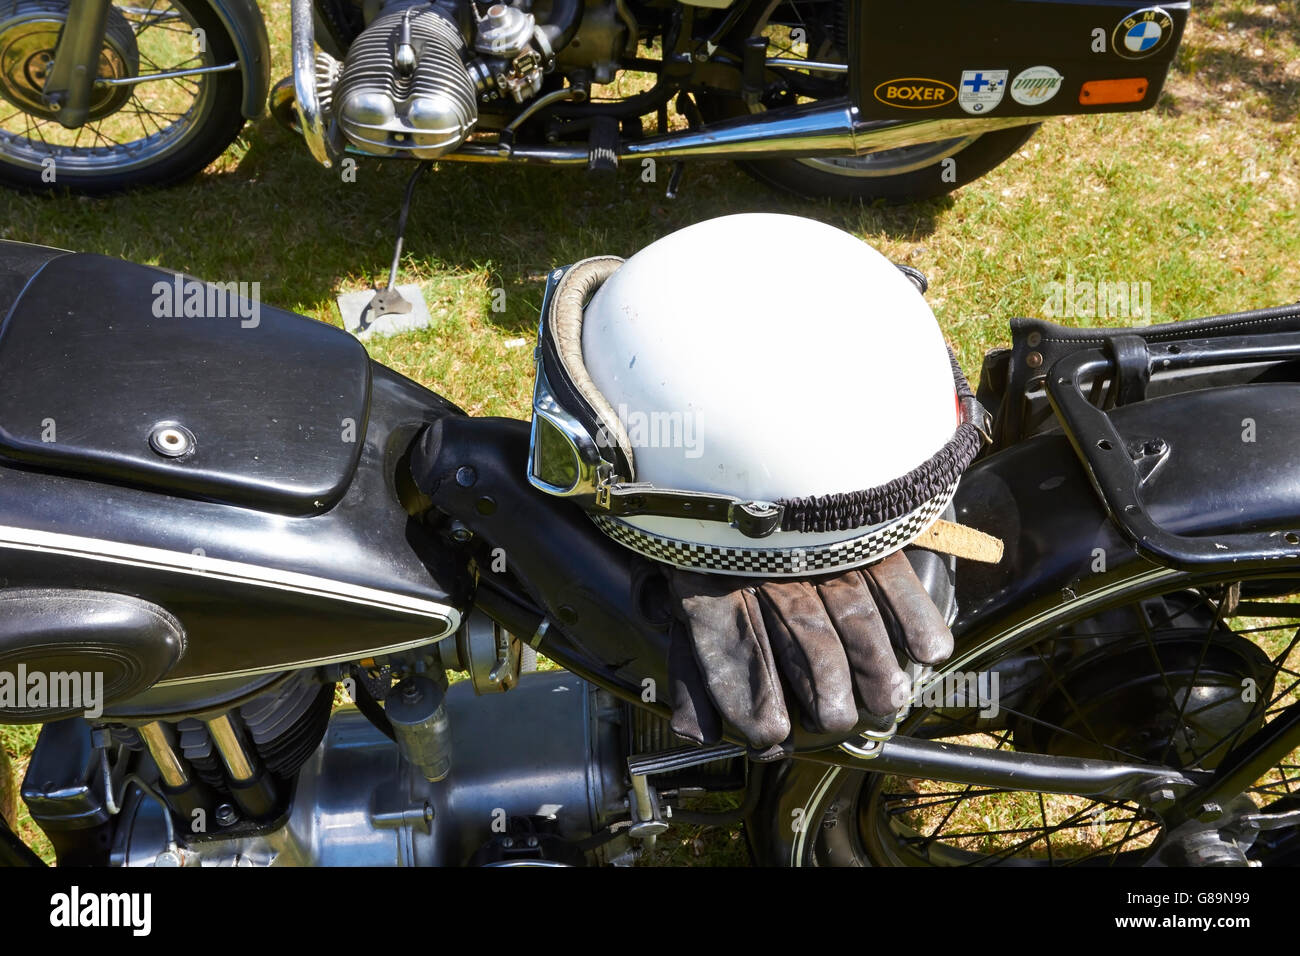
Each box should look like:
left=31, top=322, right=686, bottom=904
left=333, top=7, right=478, bottom=159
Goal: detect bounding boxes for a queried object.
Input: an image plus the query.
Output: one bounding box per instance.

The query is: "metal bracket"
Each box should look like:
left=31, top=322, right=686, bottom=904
left=627, top=774, right=669, bottom=850
left=370, top=779, right=434, bottom=835
left=1046, top=332, right=1300, bottom=570
left=596, top=479, right=784, bottom=538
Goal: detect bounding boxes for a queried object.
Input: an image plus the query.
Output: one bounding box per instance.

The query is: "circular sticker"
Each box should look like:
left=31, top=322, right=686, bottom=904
left=1010, top=66, right=1064, bottom=106
left=1112, top=7, right=1174, bottom=59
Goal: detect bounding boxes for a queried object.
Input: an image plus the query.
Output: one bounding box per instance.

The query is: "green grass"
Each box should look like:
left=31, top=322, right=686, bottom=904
left=2, top=0, right=1299, bottom=866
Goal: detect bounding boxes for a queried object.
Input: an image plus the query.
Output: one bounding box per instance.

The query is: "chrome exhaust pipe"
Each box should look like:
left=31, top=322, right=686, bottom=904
left=443, top=98, right=1039, bottom=166
left=290, top=0, right=338, bottom=168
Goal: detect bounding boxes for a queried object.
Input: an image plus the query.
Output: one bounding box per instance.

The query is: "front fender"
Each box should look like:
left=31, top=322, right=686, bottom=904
left=953, top=380, right=1300, bottom=646
left=208, top=0, right=271, bottom=118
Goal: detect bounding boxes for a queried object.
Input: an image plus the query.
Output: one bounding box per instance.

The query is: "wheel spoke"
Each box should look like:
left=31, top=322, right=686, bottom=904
left=920, top=730, right=1013, bottom=849
left=1156, top=592, right=1231, bottom=766
left=857, top=578, right=1300, bottom=867
left=1037, top=792, right=1054, bottom=865
left=1065, top=823, right=1164, bottom=867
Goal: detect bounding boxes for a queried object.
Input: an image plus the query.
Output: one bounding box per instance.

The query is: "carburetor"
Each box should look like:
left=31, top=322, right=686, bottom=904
left=468, top=3, right=552, bottom=104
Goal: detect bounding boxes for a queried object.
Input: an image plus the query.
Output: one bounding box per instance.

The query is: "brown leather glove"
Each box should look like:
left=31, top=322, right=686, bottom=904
left=666, top=551, right=953, bottom=758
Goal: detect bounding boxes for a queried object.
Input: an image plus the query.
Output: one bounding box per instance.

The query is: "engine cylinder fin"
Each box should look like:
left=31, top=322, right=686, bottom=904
left=333, top=6, right=479, bottom=159
left=240, top=677, right=334, bottom=779
left=175, top=718, right=230, bottom=791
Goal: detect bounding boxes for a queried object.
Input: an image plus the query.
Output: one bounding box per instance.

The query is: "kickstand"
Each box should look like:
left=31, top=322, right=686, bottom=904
left=665, top=162, right=685, bottom=200
left=664, top=92, right=701, bottom=200
left=363, top=161, right=431, bottom=330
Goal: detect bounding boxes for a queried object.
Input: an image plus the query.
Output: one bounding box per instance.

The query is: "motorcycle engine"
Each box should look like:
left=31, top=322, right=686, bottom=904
left=327, top=1, right=553, bottom=159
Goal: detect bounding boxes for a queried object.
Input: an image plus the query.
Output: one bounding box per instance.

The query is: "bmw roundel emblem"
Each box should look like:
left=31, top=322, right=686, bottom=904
left=1112, top=6, right=1175, bottom=59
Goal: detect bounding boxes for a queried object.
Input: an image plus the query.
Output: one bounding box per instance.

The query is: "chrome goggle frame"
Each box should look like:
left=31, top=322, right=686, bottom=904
left=526, top=266, right=786, bottom=538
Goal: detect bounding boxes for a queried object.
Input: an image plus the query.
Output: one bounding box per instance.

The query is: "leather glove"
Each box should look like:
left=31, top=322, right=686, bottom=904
left=665, top=551, right=953, bottom=758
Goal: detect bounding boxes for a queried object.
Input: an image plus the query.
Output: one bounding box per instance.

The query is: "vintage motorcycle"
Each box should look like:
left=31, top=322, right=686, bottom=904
left=0, top=0, right=1188, bottom=200
left=3, top=228, right=1300, bottom=868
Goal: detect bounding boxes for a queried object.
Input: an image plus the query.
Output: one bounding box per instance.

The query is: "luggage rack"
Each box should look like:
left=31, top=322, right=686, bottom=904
left=1045, top=331, right=1300, bottom=572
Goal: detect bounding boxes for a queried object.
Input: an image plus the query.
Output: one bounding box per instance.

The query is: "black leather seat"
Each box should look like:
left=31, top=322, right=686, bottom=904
left=0, top=243, right=371, bottom=515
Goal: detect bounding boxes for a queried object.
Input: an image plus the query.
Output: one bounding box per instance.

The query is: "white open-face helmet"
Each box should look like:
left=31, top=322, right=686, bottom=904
left=527, top=213, right=985, bottom=577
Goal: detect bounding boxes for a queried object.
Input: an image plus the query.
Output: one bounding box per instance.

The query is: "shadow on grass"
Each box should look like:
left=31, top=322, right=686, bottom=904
left=1164, top=6, right=1300, bottom=122
left=1, top=109, right=954, bottom=331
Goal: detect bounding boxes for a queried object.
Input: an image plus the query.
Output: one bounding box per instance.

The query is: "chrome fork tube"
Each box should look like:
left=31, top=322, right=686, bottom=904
left=44, top=0, right=112, bottom=128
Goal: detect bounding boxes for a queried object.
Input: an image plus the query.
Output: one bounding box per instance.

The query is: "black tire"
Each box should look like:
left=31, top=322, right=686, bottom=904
left=717, top=121, right=1039, bottom=204
left=754, top=565, right=1300, bottom=866
left=0, top=0, right=248, bottom=194
left=698, top=1, right=1038, bottom=203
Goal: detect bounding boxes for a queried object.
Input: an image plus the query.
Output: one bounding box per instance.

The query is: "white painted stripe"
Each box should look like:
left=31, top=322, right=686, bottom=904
left=0, top=523, right=460, bottom=624
left=154, top=632, right=458, bottom=686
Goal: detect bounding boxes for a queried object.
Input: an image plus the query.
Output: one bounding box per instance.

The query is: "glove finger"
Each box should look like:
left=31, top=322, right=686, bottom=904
left=668, top=618, right=721, bottom=745
left=814, top=572, right=909, bottom=716
left=672, top=570, right=791, bottom=749
left=756, top=580, right=857, bottom=734
left=863, top=551, right=955, bottom=666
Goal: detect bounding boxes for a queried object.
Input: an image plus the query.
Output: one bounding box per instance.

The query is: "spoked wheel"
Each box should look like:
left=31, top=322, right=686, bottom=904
left=783, top=569, right=1300, bottom=866
left=0, top=0, right=246, bottom=193
left=698, top=0, right=1038, bottom=202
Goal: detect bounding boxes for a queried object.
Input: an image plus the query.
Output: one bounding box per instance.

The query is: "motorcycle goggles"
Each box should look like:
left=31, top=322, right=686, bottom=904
left=528, top=257, right=991, bottom=542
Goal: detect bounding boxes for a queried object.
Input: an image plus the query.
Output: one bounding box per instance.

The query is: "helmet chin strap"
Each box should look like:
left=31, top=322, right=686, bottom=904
left=593, top=474, right=786, bottom=538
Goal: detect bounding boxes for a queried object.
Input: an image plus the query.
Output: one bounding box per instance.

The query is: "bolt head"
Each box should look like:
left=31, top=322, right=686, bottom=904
left=1195, top=802, right=1224, bottom=823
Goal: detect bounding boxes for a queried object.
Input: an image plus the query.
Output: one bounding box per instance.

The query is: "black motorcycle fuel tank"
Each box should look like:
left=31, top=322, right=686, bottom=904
left=0, top=242, right=469, bottom=708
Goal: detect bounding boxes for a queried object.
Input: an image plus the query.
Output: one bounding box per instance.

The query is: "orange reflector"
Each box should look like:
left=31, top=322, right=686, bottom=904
left=1079, top=78, right=1149, bottom=105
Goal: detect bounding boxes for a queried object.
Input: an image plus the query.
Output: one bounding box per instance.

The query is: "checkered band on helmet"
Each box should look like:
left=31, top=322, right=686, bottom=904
left=592, top=482, right=957, bottom=577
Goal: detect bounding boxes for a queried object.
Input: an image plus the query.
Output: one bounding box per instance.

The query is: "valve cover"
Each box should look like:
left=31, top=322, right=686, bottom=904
left=333, top=6, right=479, bottom=159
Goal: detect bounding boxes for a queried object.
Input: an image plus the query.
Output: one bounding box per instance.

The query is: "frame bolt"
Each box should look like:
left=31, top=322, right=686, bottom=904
left=1194, top=802, right=1224, bottom=823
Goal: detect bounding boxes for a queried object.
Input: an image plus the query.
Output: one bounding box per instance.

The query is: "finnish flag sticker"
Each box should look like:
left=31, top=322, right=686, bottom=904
left=958, top=70, right=1008, bottom=114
